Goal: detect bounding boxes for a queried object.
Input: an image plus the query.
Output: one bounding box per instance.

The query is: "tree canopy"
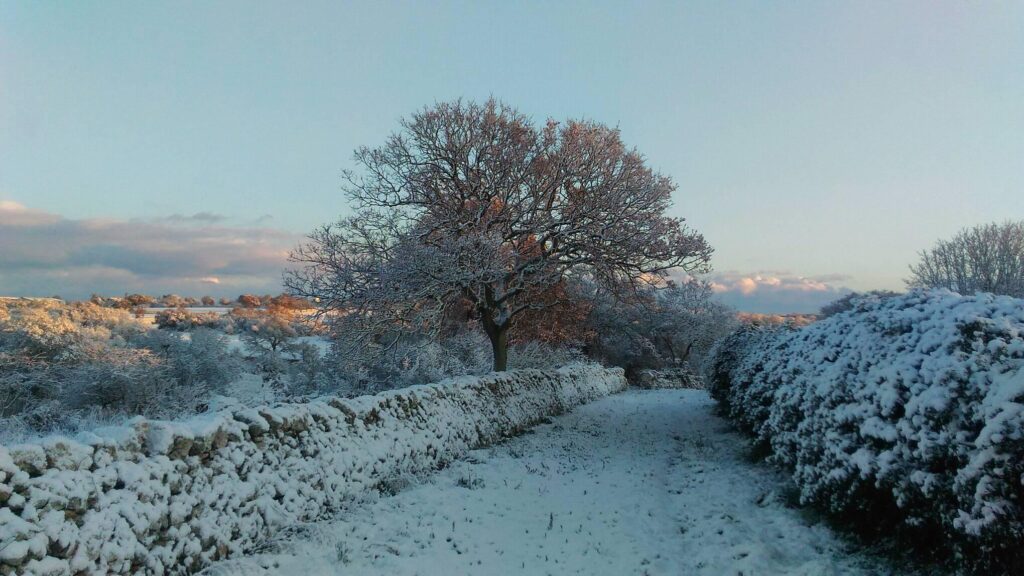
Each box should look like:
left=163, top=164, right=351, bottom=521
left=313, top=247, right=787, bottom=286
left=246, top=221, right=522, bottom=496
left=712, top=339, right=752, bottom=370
left=286, top=99, right=713, bottom=370
left=908, top=221, right=1024, bottom=298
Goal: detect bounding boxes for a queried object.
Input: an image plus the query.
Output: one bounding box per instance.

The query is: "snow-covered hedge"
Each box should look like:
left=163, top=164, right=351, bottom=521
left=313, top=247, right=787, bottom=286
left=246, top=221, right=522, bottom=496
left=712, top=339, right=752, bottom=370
left=0, top=365, right=625, bottom=575
left=707, top=290, right=1024, bottom=572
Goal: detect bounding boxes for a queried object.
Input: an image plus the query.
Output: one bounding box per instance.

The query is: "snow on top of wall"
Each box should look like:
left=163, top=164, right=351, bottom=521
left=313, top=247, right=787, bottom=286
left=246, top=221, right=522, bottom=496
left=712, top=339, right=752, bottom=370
left=0, top=365, right=626, bottom=575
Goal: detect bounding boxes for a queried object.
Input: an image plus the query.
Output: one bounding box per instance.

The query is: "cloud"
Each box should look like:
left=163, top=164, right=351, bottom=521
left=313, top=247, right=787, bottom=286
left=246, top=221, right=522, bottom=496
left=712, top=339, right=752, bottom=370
left=0, top=200, right=61, bottom=226
left=0, top=202, right=302, bottom=299
left=698, top=270, right=854, bottom=314
left=155, top=212, right=228, bottom=225
left=2, top=201, right=859, bottom=311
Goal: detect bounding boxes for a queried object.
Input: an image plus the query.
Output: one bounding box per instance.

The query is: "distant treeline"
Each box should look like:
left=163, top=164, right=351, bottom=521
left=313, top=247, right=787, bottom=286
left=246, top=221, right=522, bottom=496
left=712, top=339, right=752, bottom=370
left=87, top=292, right=314, bottom=310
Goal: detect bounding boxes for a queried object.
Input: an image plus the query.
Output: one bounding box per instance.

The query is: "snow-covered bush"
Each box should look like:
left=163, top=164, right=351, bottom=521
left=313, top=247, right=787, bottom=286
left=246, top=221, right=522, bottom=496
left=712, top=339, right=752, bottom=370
left=324, top=329, right=582, bottom=397
left=707, top=290, right=1024, bottom=572
left=586, top=278, right=737, bottom=378
left=703, top=324, right=787, bottom=432
left=0, top=300, right=144, bottom=361
left=818, top=290, right=899, bottom=319
left=279, top=340, right=333, bottom=397
left=506, top=340, right=584, bottom=370
left=0, top=301, right=242, bottom=441
left=0, top=365, right=626, bottom=574
left=153, top=307, right=226, bottom=331
left=126, top=329, right=239, bottom=406
left=323, top=331, right=486, bottom=396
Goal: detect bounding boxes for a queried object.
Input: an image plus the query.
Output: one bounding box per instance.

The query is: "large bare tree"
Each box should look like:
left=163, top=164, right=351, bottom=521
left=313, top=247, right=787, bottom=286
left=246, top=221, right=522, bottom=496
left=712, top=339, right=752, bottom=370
left=286, top=99, right=713, bottom=371
left=908, top=221, right=1024, bottom=298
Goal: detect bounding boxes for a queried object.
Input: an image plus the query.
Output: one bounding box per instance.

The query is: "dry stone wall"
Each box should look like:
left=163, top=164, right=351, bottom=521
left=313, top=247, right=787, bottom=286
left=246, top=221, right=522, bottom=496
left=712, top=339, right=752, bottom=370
left=0, top=365, right=626, bottom=575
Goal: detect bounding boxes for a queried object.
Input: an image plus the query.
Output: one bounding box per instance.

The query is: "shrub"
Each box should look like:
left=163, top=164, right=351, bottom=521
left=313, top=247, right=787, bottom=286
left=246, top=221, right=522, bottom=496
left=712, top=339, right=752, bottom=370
left=707, top=290, right=1024, bottom=572
left=507, top=340, right=584, bottom=370
left=324, top=329, right=580, bottom=397
left=282, top=340, right=333, bottom=397
left=0, top=300, right=242, bottom=441
left=0, top=300, right=145, bottom=360
left=818, top=290, right=899, bottom=319
left=159, top=294, right=188, bottom=307
left=325, top=331, right=491, bottom=396
left=131, top=328, right=240, bottom=394
left=586, top=278, right=737, bottom=377
left=237, top=294, right=261, bottom=308
left=154, top=307, right=226, bottom=331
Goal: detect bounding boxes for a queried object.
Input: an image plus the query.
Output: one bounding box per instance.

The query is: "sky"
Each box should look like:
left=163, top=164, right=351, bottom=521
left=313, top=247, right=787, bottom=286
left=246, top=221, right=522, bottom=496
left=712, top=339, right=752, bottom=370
left=1, top=1, right=1022, bottom=312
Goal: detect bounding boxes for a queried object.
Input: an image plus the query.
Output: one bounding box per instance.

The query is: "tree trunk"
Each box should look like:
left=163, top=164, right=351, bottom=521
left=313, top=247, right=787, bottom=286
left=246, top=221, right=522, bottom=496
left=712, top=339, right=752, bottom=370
left=681, top=341, right=694, bottom=363
left=488, top=325, right=509, bottom=372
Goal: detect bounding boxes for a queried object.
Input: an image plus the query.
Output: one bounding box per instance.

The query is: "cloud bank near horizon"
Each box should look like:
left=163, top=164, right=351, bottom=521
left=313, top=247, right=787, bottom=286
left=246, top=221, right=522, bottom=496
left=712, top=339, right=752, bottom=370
left=0, top=201, right=299, bottom=299
left=704, top=270, right=854, bottom=314
left=1, top=201, right=857, bottom=312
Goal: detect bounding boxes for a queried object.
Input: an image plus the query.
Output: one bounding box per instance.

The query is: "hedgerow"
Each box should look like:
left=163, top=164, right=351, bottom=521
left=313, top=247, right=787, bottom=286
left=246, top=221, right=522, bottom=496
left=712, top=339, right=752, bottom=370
left=706, top=290, right=1024, bottom=573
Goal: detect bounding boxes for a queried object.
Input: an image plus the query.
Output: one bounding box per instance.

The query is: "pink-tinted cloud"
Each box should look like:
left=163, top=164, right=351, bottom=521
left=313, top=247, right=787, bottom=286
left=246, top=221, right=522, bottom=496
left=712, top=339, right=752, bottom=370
left=699, top=270, right=855, bottom=314
left=0, top=201, right=61, bottom=226
left=0, top=201, right=301, bottom=299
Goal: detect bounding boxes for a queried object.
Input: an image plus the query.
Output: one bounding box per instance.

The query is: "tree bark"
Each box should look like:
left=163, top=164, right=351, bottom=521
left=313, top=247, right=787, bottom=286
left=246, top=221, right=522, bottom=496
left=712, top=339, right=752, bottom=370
left=479, top=288, right=511, bottom=372
left=488, top=325, right=509, bottom=372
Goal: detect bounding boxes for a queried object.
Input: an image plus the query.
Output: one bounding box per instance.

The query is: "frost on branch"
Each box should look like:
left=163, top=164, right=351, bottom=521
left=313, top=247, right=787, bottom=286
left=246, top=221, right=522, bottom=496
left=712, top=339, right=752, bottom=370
left=285, top=99, right=712, bottom=371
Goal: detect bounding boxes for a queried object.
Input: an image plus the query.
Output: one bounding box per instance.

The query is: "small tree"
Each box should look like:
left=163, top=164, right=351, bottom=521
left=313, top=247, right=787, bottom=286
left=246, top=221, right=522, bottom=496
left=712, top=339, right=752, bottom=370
left=201, top=296, right=215, bottom=306
left=125, top=293, right=155, bottom=307
left=908, top=221, right=1024, bottom=297
left=154, top=307, right=223, bottom=331
left=237, top=294, right=261, bottom=308
left=159, top=294, right=186, bottom=308
left=267, top=294, right=311, bottom=311
left=240, top=313, right=298, bottom=354
left=287, top=99, right=712, bottom=371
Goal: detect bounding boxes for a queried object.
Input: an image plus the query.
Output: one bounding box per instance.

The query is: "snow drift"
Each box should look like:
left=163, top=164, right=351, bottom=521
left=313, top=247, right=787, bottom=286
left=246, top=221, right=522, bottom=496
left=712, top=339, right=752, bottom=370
left=707, top=290, right=1024, bottom=572
left=0, top=365, right=626, bottom=575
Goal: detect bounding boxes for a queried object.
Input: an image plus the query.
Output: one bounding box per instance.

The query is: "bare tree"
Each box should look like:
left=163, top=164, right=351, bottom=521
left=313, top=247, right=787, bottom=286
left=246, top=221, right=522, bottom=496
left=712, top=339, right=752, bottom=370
left=908, top=221, right=1024, bottom=298
left=585, top=278, right=736, bottom=373
left=286, top=99, right=713, bottom=371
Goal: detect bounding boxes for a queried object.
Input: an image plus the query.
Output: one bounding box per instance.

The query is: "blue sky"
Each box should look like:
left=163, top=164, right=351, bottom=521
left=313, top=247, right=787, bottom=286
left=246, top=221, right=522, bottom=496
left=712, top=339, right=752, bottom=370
left=1, top=1, right=1022, bottom=311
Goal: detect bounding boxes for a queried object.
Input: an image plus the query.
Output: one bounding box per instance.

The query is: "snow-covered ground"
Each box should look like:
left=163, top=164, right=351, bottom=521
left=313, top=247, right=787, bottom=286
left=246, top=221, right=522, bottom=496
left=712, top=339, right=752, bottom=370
left=203, top=389, right=885, bottom=575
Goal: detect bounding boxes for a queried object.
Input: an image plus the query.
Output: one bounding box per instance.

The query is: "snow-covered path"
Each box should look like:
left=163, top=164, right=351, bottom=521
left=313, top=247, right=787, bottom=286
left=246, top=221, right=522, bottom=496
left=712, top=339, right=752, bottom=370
left=205, top=389, right=882, bottom=576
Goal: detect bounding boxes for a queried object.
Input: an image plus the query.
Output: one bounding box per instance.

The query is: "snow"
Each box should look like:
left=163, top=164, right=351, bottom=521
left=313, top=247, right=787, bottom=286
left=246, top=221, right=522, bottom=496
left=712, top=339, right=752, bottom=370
left=223, top=333, right=330, bottom=358
left=0, top=366, right=625, bottom=575
left=707, top=289, right=1024, bottom=570
left=202, top=390, right=881, bottom=576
